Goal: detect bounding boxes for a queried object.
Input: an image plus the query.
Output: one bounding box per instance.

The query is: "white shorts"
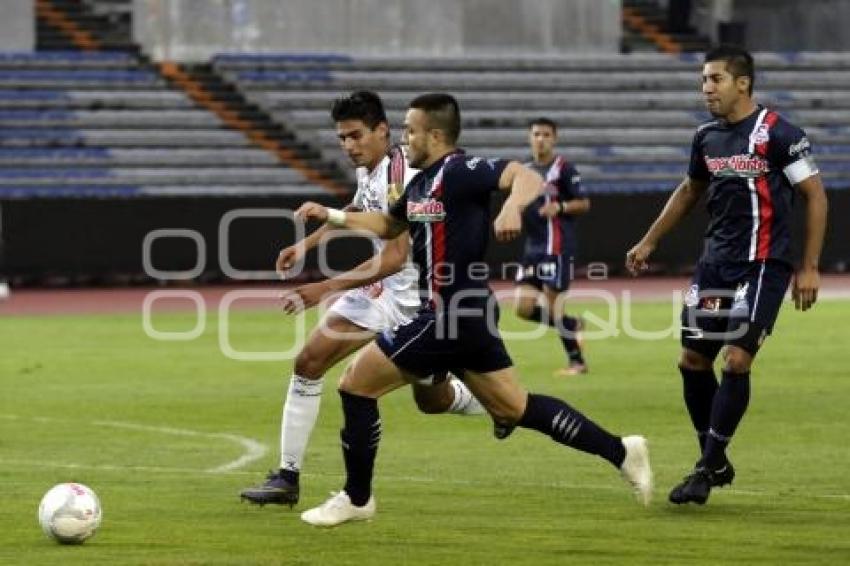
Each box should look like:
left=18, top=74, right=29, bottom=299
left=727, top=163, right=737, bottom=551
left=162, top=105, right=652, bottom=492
left=328, top=284, right=419, bottom=333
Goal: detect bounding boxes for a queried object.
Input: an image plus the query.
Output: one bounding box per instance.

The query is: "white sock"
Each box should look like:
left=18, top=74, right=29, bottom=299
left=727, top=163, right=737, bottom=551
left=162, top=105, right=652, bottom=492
left=446, top=376, right=486, bottom=416
left=279, top=374, right=324, bottom=471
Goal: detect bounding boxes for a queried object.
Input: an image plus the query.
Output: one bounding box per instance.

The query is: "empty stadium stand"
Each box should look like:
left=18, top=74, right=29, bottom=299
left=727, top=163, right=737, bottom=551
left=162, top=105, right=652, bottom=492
left=216, top=51, right=850, bottom=195
left=0, top=50, right=345, bottom=200
left=2, top=0, right=848, bottom=281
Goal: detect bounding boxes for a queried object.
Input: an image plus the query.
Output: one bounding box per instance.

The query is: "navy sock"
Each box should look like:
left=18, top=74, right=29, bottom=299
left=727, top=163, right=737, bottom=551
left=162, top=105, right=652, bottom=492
left=339, top=390, right=381, bottom=506
left=558, top=315, right=584, bottom=363
left=528, top=306, right=584, bottom=364
left=679, top=366, right=718, bottom=452
left=519, top=393, right=625, bottom=467
left=702, top=370, right=750, bottom=469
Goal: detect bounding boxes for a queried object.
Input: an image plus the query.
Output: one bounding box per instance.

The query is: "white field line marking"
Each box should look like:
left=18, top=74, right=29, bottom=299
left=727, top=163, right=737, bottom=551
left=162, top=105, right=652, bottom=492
left=3, top=456, right=849, bottom=504
left=2, top=414, right=267, bottom=473
left=92, top=420, right=267, bottom=473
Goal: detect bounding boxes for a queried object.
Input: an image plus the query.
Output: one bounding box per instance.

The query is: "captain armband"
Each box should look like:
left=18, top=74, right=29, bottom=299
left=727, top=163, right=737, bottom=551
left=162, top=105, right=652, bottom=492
left=783, top=156, right=819, bottom=185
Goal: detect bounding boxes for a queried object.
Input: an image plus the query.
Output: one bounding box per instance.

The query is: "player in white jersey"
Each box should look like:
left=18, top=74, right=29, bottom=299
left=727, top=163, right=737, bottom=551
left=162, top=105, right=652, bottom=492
left=240, top=91, right=483, bottom=507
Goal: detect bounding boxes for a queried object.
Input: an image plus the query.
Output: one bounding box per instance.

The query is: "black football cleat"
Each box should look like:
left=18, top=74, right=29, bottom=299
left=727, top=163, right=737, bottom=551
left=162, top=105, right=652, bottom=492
left=669, top=459, right=734, bottom=505
left=240, top=470, right=300, bottom=507
left=669, top=468, right=713, bottom=505
left=710, top=461, right=735, bottom=488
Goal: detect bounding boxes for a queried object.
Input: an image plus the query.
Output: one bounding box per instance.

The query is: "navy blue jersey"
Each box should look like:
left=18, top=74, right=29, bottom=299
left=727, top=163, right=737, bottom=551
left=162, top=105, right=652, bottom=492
left=688, top=106, right=819, bottom=265
left=522, top=156, right=585, bottom=257
left=389, top=150, right=508, bottom=308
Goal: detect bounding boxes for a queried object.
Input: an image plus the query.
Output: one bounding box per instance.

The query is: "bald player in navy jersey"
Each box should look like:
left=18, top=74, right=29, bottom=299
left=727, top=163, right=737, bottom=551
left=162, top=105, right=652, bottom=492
left=295, top=93, right=652, bottom=527
left=627, top=46, right=828, bottom=505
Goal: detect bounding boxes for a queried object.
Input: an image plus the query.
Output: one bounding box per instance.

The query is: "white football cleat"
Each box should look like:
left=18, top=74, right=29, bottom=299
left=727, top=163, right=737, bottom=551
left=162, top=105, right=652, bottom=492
left=300, top=491, right=376, bottom=527
left=619, top=435, right=653, bottom=506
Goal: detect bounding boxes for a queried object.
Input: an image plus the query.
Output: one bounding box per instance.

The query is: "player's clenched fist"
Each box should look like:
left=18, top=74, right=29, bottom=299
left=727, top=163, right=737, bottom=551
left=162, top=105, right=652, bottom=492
left=625, top=240, right=656, bottom=276
left=275, top=244, right=305, bottom=278
left=294, top=202, right=329, bottom=222
left=493, top=206, right=522, bottom=242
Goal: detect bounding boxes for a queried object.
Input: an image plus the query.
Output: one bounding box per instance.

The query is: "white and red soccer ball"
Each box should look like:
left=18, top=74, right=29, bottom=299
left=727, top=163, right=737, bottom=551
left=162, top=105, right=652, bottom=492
left=38, top=483, right=102, bottom=544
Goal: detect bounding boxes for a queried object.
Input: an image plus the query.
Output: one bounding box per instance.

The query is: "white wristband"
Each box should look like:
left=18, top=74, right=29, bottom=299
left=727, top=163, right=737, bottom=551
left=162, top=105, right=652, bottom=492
left=326, top=208, right=347, bottom=226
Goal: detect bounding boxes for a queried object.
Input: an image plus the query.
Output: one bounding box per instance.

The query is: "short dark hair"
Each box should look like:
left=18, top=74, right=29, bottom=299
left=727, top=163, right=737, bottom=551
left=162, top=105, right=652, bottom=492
left=331, top=90, right=387, bottom=130
left=408, top=93, right=461, bottom=144
left=705, top=45, right=755, bottom=95
left=529, top=117, right=557, bottom=133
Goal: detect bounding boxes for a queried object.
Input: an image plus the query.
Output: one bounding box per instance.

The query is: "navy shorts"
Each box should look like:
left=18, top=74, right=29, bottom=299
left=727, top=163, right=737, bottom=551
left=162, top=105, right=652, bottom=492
left=681, top=260, right=792, bottom=358
left=376, top=302, right=513, bottom=381
left=515, top=253, right=573, bottom=292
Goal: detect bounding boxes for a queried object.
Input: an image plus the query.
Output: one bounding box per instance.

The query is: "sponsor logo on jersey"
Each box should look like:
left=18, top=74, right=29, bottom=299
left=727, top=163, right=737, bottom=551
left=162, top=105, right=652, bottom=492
left=407, top=198, right=446, bottom=222
left=466, top=157, right=482, bottom=170
left=750, top=123, right=770, bottom=145
left=788, top=137, right=811, bottom=156
left=704, top=154, right=770, bottom=178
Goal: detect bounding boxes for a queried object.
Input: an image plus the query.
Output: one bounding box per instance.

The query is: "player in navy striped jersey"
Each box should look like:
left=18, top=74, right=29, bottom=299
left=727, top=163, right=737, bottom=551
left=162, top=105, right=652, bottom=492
left=627, top=46, right=828, bottom=505
left=295, top=93, right=651, bottom=527
left=515, top=118, right=590, bottom=376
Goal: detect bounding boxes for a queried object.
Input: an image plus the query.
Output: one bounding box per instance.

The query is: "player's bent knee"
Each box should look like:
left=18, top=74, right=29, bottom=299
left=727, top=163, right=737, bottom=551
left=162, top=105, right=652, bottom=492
left=679, top=349, right=713, bottom=371
left=514, top=304, right=534, bottom=320
left=722, top=347, right=753, bottom=374
left=294, top=348, right=328, bottom=379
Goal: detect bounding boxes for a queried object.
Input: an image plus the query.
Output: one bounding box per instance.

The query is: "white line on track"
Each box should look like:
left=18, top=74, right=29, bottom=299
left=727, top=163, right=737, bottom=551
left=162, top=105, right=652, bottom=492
left=2, top=414, right=267, bottom=473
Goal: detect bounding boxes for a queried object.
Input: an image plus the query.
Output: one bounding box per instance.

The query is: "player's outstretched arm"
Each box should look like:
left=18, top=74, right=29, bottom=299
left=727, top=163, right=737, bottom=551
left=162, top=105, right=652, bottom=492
left=295, top=201, right=408, bottom=240
left=323, top=232, right=410, bottom=293
left=493, top=162, right=545, bottom=242
left=279, top=234, right=410, bottom=314
left=626, top=176, right=708, bottom=275
left=792, top=174, right=828, bottom=311
left=276, top=203, right=360, bottom=276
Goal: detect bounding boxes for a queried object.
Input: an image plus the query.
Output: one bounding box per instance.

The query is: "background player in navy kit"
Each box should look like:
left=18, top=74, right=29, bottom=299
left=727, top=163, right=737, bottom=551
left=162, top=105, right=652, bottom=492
left=295, top=93, right=652, bottom=527
left=515, top=117, right=590, bottom=376
left=626, top=46, right=828, bottom=505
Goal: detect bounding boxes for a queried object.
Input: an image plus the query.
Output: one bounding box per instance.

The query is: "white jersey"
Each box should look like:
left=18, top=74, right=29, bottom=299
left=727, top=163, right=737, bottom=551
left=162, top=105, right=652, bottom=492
left=349, top=150, right=420, bottom=304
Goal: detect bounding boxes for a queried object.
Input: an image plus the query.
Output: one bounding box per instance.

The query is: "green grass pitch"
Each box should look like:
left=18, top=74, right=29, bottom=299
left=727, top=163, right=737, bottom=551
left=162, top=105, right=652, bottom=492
left=1, top=299, right=848, bottom=565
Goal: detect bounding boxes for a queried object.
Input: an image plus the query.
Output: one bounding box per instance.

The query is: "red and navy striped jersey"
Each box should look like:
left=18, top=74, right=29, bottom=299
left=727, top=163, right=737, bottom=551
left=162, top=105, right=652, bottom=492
left=521, top=155, right=585, bottom=258
left=688, top=106, right=819, bottom=265
left=389, top=150, right=508, bottom=308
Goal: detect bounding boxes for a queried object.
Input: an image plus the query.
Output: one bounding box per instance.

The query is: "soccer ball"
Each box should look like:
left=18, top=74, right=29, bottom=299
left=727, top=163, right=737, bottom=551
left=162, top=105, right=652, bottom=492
left=38, top=483, right=102, bottom=544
